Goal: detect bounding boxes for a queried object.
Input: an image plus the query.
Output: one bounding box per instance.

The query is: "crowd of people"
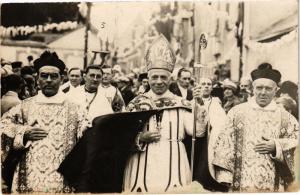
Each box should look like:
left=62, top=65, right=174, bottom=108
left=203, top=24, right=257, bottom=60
left=1, top=34, right=299, bottom=193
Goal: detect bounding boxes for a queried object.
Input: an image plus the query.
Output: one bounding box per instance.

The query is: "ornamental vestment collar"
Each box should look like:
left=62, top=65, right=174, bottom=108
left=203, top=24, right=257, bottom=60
left=36, top=90, right=66, bottom=104
left=146, top=90, right=176, bottom=100
left=248, top=96, right=278, bottom=111
left=127, top=90, right=192, bottom=111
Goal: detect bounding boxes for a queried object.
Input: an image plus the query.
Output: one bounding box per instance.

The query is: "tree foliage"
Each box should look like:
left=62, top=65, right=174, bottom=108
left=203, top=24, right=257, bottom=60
left=1, top=3, right=79, bottom=27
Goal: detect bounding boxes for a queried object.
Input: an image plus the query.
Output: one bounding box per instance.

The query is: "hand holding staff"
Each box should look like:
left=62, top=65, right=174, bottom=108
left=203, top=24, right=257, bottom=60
left=191, top=33, right=208, bottom=180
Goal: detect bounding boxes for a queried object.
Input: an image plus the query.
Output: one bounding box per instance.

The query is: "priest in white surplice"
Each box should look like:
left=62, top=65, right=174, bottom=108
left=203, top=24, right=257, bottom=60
left=213, top=63, right=299, bottom=192
left=1, top=51, right=88, bottom=193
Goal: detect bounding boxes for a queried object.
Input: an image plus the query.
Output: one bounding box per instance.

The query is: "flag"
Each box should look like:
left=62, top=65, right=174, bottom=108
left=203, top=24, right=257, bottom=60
left=58, top=110, right=159, bottom=193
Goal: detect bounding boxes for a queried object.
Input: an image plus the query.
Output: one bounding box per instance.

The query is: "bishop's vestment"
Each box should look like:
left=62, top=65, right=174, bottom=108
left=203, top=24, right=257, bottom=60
left=123, top=90, right=206, bottom=193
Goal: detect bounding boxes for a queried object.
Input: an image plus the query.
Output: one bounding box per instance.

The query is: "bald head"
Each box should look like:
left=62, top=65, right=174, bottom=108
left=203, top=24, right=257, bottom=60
left=199, top=78, right=213, bottom=98
left=240, top=77, right=252, bottom=91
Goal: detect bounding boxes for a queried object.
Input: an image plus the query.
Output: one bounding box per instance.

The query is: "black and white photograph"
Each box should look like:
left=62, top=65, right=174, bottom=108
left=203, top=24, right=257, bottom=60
left=0, top=0, right=299, bottom=193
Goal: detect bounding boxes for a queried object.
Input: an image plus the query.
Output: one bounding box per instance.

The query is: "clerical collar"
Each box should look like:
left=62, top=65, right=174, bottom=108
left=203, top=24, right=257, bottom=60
left=85, top=87, right=97, bottom=93
left=36, top=90, right=65, bottom=104
left=100, top=83, right=111, bottom=89
left=202, top=96, right=211, bottom=102
left=70, top=84, right=80, bottom=89
left=249, top=97, right=277, bottom=111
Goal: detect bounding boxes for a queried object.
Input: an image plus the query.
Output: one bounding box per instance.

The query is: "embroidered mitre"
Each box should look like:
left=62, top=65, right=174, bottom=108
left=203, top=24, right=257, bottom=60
left=145, top=35, right=176, bottom=72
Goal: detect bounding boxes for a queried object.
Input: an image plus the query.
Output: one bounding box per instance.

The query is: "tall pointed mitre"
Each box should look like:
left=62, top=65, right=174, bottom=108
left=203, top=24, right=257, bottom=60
left=145, top=34, right=176, bottom=72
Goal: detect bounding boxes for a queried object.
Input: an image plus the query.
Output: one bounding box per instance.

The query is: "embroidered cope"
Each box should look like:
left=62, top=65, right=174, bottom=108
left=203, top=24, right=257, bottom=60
left=213, top=98, right=299, bottom=192
left=0, top=93, right=87, bottom=193
left=123, top=90, right=206, bottom=192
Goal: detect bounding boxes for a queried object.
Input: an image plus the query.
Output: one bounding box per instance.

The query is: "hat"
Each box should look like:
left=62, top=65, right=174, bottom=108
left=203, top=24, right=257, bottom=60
left=27, top=55, right=33, bottom=61
left=118, top=75, right=130, bottom=83
left=5, top=74, right=24, bottom=91
left=276, top=96, right=297, bottom=112
left=278, top=80, right=298, bottom=100
left=145, top=35, right=176, bottom=72
left=21, top=66, right=35, bottom=76
left=2, top=64, right=13, bottom=76
left=223, top=79, right=237, bottom=91
left=138, top=73, right=148, bottom=82
left=11, top=61, right=22, bottom=69
left=240, top=76, right=252, bottom=83
left=127, top=73, right=136, bottom=79
left=33, top=51, right=65, bottom=74
left=251, top=63, right=281, bottom=84
left=112, top=65, right=121, bottom=72
left=102, top=64, right=112, bottom=69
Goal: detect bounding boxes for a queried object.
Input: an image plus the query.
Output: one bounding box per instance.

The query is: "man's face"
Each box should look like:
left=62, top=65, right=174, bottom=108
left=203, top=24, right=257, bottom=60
left=178, top=71, right=191, bottom=89
left=117, top=81, right=127, bottom=89
left=141, top=78, right=149, bottom=89
left=240, top=79, right=251, bottom=91
left=102, top=68, right=112, bottom=85
left=23, top=75, right=36, bottom=87
left=199, top=78, right=213, bottom=97
left=148, top=69, right=171, bottom=95
left=68, top=69, right=82, bottom=87
left=84, top=68, right=102, bottom=91
left=38, top=66, right=61, bottom=97
left=253, top=78, right=277, bottom=107
left=13, top=67, right=21, bottom=75
left=224, top=87, right=234, bottom=98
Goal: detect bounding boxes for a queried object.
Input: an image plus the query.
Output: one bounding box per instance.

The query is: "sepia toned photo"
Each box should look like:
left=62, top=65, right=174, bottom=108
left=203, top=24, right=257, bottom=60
left=0, top=0, right=299, bottom=193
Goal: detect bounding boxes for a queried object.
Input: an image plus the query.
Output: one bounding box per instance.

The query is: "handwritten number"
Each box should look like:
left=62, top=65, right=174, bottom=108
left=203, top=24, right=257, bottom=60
left=100, top=22, right=106, bottom=29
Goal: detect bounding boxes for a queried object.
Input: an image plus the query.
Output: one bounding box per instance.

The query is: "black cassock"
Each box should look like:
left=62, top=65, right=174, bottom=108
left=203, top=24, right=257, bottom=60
left=184, top=126, right=228, bottom=192
left=58, top=110, right=159, bottom=193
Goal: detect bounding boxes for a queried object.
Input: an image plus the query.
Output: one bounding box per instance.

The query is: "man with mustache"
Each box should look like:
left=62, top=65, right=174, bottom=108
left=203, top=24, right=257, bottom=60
left=1, top=51, right=87, bottom=193
left=213, top=63, right=299, bottom=192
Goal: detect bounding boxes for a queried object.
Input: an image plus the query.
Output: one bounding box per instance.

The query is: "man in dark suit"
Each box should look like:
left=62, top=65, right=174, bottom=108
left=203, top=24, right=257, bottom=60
left=169, top=67, right=193, bottom=100
left=116, top=76, right=135, bottom=106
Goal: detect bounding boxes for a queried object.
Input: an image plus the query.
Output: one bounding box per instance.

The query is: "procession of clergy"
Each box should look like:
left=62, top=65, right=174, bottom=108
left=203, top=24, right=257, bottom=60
left=1, top=35, right=298, bottom=193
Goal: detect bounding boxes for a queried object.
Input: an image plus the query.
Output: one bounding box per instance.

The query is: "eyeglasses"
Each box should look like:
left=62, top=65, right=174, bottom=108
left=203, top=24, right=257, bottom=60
left=39, top=72, right=60, bottom=80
